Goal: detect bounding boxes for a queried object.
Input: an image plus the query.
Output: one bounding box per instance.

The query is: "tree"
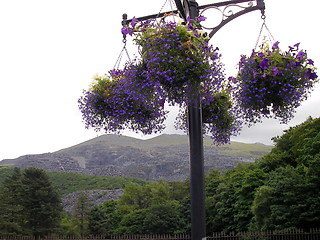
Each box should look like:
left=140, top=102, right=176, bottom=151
left=251, top=185, right=273, bottom=230
left=167, top=181, right=189, bottom=201
left=143, top=201, right=184, bottom=234
left=58, top=213, right=79, bottom=236
left=205, top=169, right=221, bottom=197
left=258, top=117, right=320, bottom=172
left=88, top=200, right=121, bottom=236
left=0, top=168, right=25, bottom=235
left=118, top=182, right=150, bottom=210
left=205, top=163, right=265, bottom=233
left=115, top=209, right=148, bottom=235
left=233, top=167, right=265, bottom=231
left=21, top=167, right=62, bottom=238
left=260, top=166, right=307, bottom=230
left=71, top=192, right=93, bottom=236
left=90, top=180, right=190, bottom=235
left=253, top=117, right=320, bottom=230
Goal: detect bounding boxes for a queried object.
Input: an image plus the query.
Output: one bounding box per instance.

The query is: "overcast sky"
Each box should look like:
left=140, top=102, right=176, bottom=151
left=1, top=0, right=319, bottom=160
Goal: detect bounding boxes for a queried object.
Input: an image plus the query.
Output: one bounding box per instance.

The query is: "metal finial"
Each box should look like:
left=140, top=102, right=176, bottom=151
left=121, top=13, right=128, bottom=42
left=122, top=13, right=128, bottom=26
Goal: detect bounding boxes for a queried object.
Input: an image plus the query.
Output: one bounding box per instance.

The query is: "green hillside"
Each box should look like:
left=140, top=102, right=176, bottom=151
left=0, top=167, right=146, bottom=197
left=218, top=141, right=273, bottom=158
left=57, top=133, right=273, bottom=156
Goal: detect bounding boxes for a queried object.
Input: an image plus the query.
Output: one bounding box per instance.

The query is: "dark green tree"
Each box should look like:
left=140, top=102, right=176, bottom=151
left=118, top=182, right=151, bottom=210
left=250, top=185, right=273, bottom=230
left=251, top=117, right=320, bottom=230
left=58, top=213, right=78, bottom=236
left=21, top=167, right=62, bottom=238
left=0, top=168, right=25, bottom=235
left=71, top=192, right=93, bottom=236
left=90, top=179, right=190, bottom=235
left=168, top=181, right=189, bottom=201
left=258, top=117, right=320, bottom=171
left=143, top=201, right=184, bottom=234
left=205, top=169, right=221, bottom=197
left=88, top=200, right=122, bottom=236
left=253, top=166, right=307, bottom=230
left=115, top=209, right=148, bottom=235
left=206, top=163, right=265, bottom=233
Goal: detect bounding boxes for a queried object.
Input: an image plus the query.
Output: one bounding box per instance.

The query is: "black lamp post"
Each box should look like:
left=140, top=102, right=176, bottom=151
left=122, top=1, right=265, bottom=240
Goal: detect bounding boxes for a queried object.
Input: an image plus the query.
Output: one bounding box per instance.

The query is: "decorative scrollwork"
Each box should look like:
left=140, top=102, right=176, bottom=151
left=197, top=0, right=265, bottom=38
left=199, top=0, right=255, bottom=30
left=224, top=1, right=254, bottom=18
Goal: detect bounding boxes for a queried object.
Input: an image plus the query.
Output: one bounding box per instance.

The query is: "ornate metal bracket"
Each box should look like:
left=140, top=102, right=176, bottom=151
left=198, top=0, right=265, bottom=38
left=123, top=0, right=265, bottom=40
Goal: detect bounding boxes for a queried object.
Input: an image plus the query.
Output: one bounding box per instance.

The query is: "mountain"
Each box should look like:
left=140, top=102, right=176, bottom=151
left=0, top=134, right=272, bottom=181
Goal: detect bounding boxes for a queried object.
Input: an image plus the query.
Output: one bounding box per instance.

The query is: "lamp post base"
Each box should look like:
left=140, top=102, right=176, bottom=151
left=188, top=83, right=206, bottom=240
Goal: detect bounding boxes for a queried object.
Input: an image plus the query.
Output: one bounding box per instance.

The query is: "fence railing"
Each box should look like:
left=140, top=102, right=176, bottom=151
left=1, top=229, right=320, bottom=240
left=209, top=228, right=320, bottom=239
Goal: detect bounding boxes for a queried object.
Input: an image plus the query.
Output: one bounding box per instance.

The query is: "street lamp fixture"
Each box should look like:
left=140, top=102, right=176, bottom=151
left=121, top=1, right=265, bottom=240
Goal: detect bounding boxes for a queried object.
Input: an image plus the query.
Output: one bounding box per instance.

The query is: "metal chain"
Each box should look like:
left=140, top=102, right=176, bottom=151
left=254, top=14, right=275, bottom=50
left=116, top=0, right=177, bottom=70
left=156, top=0, right=169, bottom=18
left=113, top=41, right=131, bottom=70
left=157, top=0, right=178, bottom=20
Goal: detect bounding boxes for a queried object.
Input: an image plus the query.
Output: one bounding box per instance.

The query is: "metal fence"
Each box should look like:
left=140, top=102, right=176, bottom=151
left=1, top=229, right=320, bottom=240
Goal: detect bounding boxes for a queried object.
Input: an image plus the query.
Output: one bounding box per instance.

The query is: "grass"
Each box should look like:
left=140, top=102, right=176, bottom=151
left=0, top=167, right=146, bottom=197
left=217, top=141, right=273, bottom=158
left=47, top=171, right=146, bottom=196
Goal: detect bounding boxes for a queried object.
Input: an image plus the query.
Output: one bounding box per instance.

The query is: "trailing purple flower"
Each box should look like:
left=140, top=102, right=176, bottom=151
left=79, top=15, right=244, bottom=145
left=175, top=88, right=243, bottom=145
left=78, top=61, right=168, bottom=135
left=233, top=40, right=318, bottom=124
left=126, top=16, right=224, bottom=106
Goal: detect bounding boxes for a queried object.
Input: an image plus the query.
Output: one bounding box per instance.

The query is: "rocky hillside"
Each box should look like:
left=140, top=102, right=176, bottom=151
left=0, top=134, right=272, bottom=181
left=62, top=189, right=124, bottom=213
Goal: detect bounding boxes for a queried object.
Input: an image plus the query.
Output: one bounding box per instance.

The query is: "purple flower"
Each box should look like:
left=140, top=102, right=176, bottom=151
left=80, top=18, right=319, bottom=145
left=235, top=41, right=318, bottom=125
left=289, top=42, right=300, bottom=51
left=121, top=27, right=133, bottom=36
left=305, top=69, right=318, bottom=80
left=272, top=41, right=280, bottom=49
left=294, top=61, right=302, bottom=67
left=296, top=50, right=304, bottom=61
left=249, top=49, right=256, bottom=58
left=294, top=43, right=300, bottom=48
left=308, top=59, right=314, bottom=65
left=259, top=58, right=270, bottom=69
left=272, top=67, right=279, bottom=76
left=187, top=21, right=193, bottom=30
left=228, top=76, right=237, bottom=84
left=131, top=16, right=138, bottom=28
left=109, top=69, right=122, bottom=77
left=198, top=15, right=207, bottom=22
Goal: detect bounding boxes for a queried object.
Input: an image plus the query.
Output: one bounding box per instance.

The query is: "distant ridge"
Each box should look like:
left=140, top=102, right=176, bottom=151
left=0, top=134, right=272, bottom=181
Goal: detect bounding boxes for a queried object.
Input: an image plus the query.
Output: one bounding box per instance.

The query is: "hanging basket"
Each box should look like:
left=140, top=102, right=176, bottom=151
left=122, top=15, right=226, bottom=106
left=202, top=90, right=242, bottom=144
left=78, top=62, right=167, bottom=135
left=79, top=16, right=243, bottom=145
left=174, top=89, right=243, bottom=145
left=234, top=41, right=318, bottom=123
